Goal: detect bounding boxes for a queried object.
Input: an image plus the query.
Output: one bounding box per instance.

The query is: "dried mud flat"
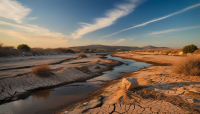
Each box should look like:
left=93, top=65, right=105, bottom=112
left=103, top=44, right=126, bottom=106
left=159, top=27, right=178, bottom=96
left=0, top=53, right=121, bottom=105
left=61, top=53, right=200, bottom=114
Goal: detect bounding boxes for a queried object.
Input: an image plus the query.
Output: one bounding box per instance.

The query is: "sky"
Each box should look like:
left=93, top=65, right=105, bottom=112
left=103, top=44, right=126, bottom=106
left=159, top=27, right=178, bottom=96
left=0, top=0, right=200, bottom=48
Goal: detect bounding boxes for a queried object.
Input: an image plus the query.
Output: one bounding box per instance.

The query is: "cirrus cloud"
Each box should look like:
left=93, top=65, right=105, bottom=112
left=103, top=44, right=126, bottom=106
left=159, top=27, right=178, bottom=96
left=102, top=3, right=200, bottom=38
left=148, top=26, right=200, bottom=35
left=69, top=0, right=143, bottom=39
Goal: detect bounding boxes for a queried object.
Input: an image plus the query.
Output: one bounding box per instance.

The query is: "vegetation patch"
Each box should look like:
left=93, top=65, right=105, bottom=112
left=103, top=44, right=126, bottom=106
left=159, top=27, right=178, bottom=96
left=182, top=44, right=197, bottom=54
left=78, top=52, right=87, bottom=58
left=17, top=44, right=31, bottom=52
left=95, top=66, right=101, bottom=69
left=32, top=64, right=52, bottom=77
left=173, top=57, right=200, bottom=76
left=80, top=66, right=90, bottom=73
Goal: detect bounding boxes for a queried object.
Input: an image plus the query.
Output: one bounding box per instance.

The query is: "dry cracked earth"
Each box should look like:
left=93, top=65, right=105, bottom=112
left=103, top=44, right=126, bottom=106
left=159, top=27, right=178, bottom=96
left=0, top=54, right=120, bottom=104
left=64, top=66, right=200, bottom=114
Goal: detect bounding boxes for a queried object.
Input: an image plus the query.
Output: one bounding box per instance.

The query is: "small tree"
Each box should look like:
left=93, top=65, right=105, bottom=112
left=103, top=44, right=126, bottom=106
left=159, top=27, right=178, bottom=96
left=17, top=44, right=31, bottom=52
left=182, top=44, right=197, bottom=54
left=0, top=43, right=3, bottom=50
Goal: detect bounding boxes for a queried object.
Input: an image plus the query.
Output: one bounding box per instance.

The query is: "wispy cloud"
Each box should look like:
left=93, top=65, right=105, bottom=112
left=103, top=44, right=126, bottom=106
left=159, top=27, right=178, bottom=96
left=0, top=20, right=67, bottom=41
left=69, top=0, right=143, bottom=39
left=102, top=3, right=200, bottom=38
left=0, top=20, right=48, bottom=32
left=110, top=38, right=126, bottom=45
left=0, top=0, right=67, bottom=46
left=148, top=26, right=200, bottom=35
left=0, top=28, right=67, bottom=45
left=0, top=0, right=32, bottom=23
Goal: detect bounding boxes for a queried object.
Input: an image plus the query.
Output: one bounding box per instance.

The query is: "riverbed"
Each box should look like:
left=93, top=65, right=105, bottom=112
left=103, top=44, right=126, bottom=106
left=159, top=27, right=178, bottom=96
left=0, top=55, right=151, bottom=114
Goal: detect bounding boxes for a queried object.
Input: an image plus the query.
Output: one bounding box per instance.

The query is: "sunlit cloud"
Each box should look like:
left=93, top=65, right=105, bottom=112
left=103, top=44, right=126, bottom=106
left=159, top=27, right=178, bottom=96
left=0, top=29, right=67, bottom=45
left=69, top=0, right=143, bottom=39
left=148, top=26, right=200, bottom=35
left=102, top=3, right=200, bottom=38
left=0, top=21, right=68, bottom=47
left=0, top=0, right=67, bottom=47
left=0, top=0, right=31, bottom=23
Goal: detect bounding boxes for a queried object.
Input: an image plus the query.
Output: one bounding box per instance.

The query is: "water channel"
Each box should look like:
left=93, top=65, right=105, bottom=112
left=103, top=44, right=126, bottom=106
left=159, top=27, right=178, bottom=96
left=0, top=55, right=151, bottom=114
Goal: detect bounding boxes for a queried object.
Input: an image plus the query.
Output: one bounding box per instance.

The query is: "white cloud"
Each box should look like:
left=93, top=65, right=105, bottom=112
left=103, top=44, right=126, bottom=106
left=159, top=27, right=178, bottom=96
left=69, top=0, right=143, bottom=39
left=148, top=26, right=200, bottom=35
left=0, top=28, right=67, bottom=44
left=0, top=0, right=67, bottom=47
left=0, top=20, right=48, bottom=32
left=0, top=0, right=31, bottom=23
left=0, top=20, right=67, bottom=43
left=102, top=3, right=200, bottom=38
left=110, top=38, right=126, bottom=45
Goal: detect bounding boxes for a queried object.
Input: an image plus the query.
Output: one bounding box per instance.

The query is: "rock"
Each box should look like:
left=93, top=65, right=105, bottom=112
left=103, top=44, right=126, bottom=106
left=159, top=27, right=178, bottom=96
left=122, top=78, right=138, bottom=90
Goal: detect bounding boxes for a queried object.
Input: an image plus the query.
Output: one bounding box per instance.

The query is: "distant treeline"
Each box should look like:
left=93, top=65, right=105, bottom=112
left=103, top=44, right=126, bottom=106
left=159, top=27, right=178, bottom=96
left=0, top=43, right=74, bottom=57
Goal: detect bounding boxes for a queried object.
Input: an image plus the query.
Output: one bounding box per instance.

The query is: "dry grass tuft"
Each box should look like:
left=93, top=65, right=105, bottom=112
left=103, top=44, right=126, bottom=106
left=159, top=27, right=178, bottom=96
left=78, top=52, right=87, bottom=58
left=32, top=64, right=52, bottom=77
left=173, top=57, right=200, bottom=76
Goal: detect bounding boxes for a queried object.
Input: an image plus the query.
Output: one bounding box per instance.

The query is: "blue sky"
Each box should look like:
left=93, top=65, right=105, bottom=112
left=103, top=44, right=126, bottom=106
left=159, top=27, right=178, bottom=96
left=0, top=0, right=200, bottom=48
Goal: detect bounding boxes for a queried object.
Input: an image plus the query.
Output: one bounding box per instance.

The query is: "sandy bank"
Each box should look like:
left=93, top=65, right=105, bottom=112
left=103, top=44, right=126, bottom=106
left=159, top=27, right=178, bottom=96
left=112, top=52, right=187, bottom=66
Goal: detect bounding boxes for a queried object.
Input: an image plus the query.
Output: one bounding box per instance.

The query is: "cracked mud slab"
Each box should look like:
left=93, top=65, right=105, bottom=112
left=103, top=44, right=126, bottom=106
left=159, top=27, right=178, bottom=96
left=84, top=100, right=187, bottom=114
left=0, top=54, right=120, bottom=104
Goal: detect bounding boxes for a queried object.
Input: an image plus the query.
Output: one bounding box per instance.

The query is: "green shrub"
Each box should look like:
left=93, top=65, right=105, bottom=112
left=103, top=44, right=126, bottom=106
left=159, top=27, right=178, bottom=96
left=95, top=66, right=101, bottom=69
left=0, top=43, right=3, bottom=50
left=17, top=44, right=31, bottom=52
left=80, top=66, right=90, bottom=72
left=182, top=44, right=197, bottom=54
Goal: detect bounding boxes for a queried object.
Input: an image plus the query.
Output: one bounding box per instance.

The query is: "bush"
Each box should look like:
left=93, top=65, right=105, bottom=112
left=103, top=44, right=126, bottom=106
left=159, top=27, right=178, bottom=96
left=78, top=52, right=87, bottom=58
left=173, top=57, right=200, bottom=76
left=80, top=66, right=90, bottom=72
left=0, top=46, right=21, bottom=57
left=95, top=66, right=101, bottom=69
left=0, top=43, right=3, bottom=50
left=182, top=44, right=197, bottom=54
left=32, top=64, right=52, bottom=77
left=17, top=44, right=31, bottom=52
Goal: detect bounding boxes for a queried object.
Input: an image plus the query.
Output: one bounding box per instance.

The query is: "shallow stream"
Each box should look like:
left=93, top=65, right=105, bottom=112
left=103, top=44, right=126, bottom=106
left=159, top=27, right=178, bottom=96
left=0, top=55, right=151, bottom=114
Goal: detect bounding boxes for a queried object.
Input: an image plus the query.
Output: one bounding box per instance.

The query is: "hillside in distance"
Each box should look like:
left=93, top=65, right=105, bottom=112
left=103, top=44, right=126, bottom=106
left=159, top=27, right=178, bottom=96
left=69, top=45, right=168, bottom=50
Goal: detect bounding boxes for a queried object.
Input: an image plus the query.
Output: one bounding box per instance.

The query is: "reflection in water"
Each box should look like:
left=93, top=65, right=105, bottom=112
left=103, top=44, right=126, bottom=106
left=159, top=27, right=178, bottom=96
left=0, top=55, right=151, bottom=114
left=32, top=89, right=51, bottom=102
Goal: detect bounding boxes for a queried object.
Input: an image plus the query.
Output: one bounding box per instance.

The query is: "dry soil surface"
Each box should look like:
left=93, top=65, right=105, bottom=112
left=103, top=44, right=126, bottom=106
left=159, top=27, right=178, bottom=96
left=62, top=53, right=200, bottom=114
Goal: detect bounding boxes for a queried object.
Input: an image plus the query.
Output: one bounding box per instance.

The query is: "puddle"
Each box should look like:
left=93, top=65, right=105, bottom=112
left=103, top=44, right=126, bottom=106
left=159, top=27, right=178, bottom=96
left=0, top=55, right=151, bottom=114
